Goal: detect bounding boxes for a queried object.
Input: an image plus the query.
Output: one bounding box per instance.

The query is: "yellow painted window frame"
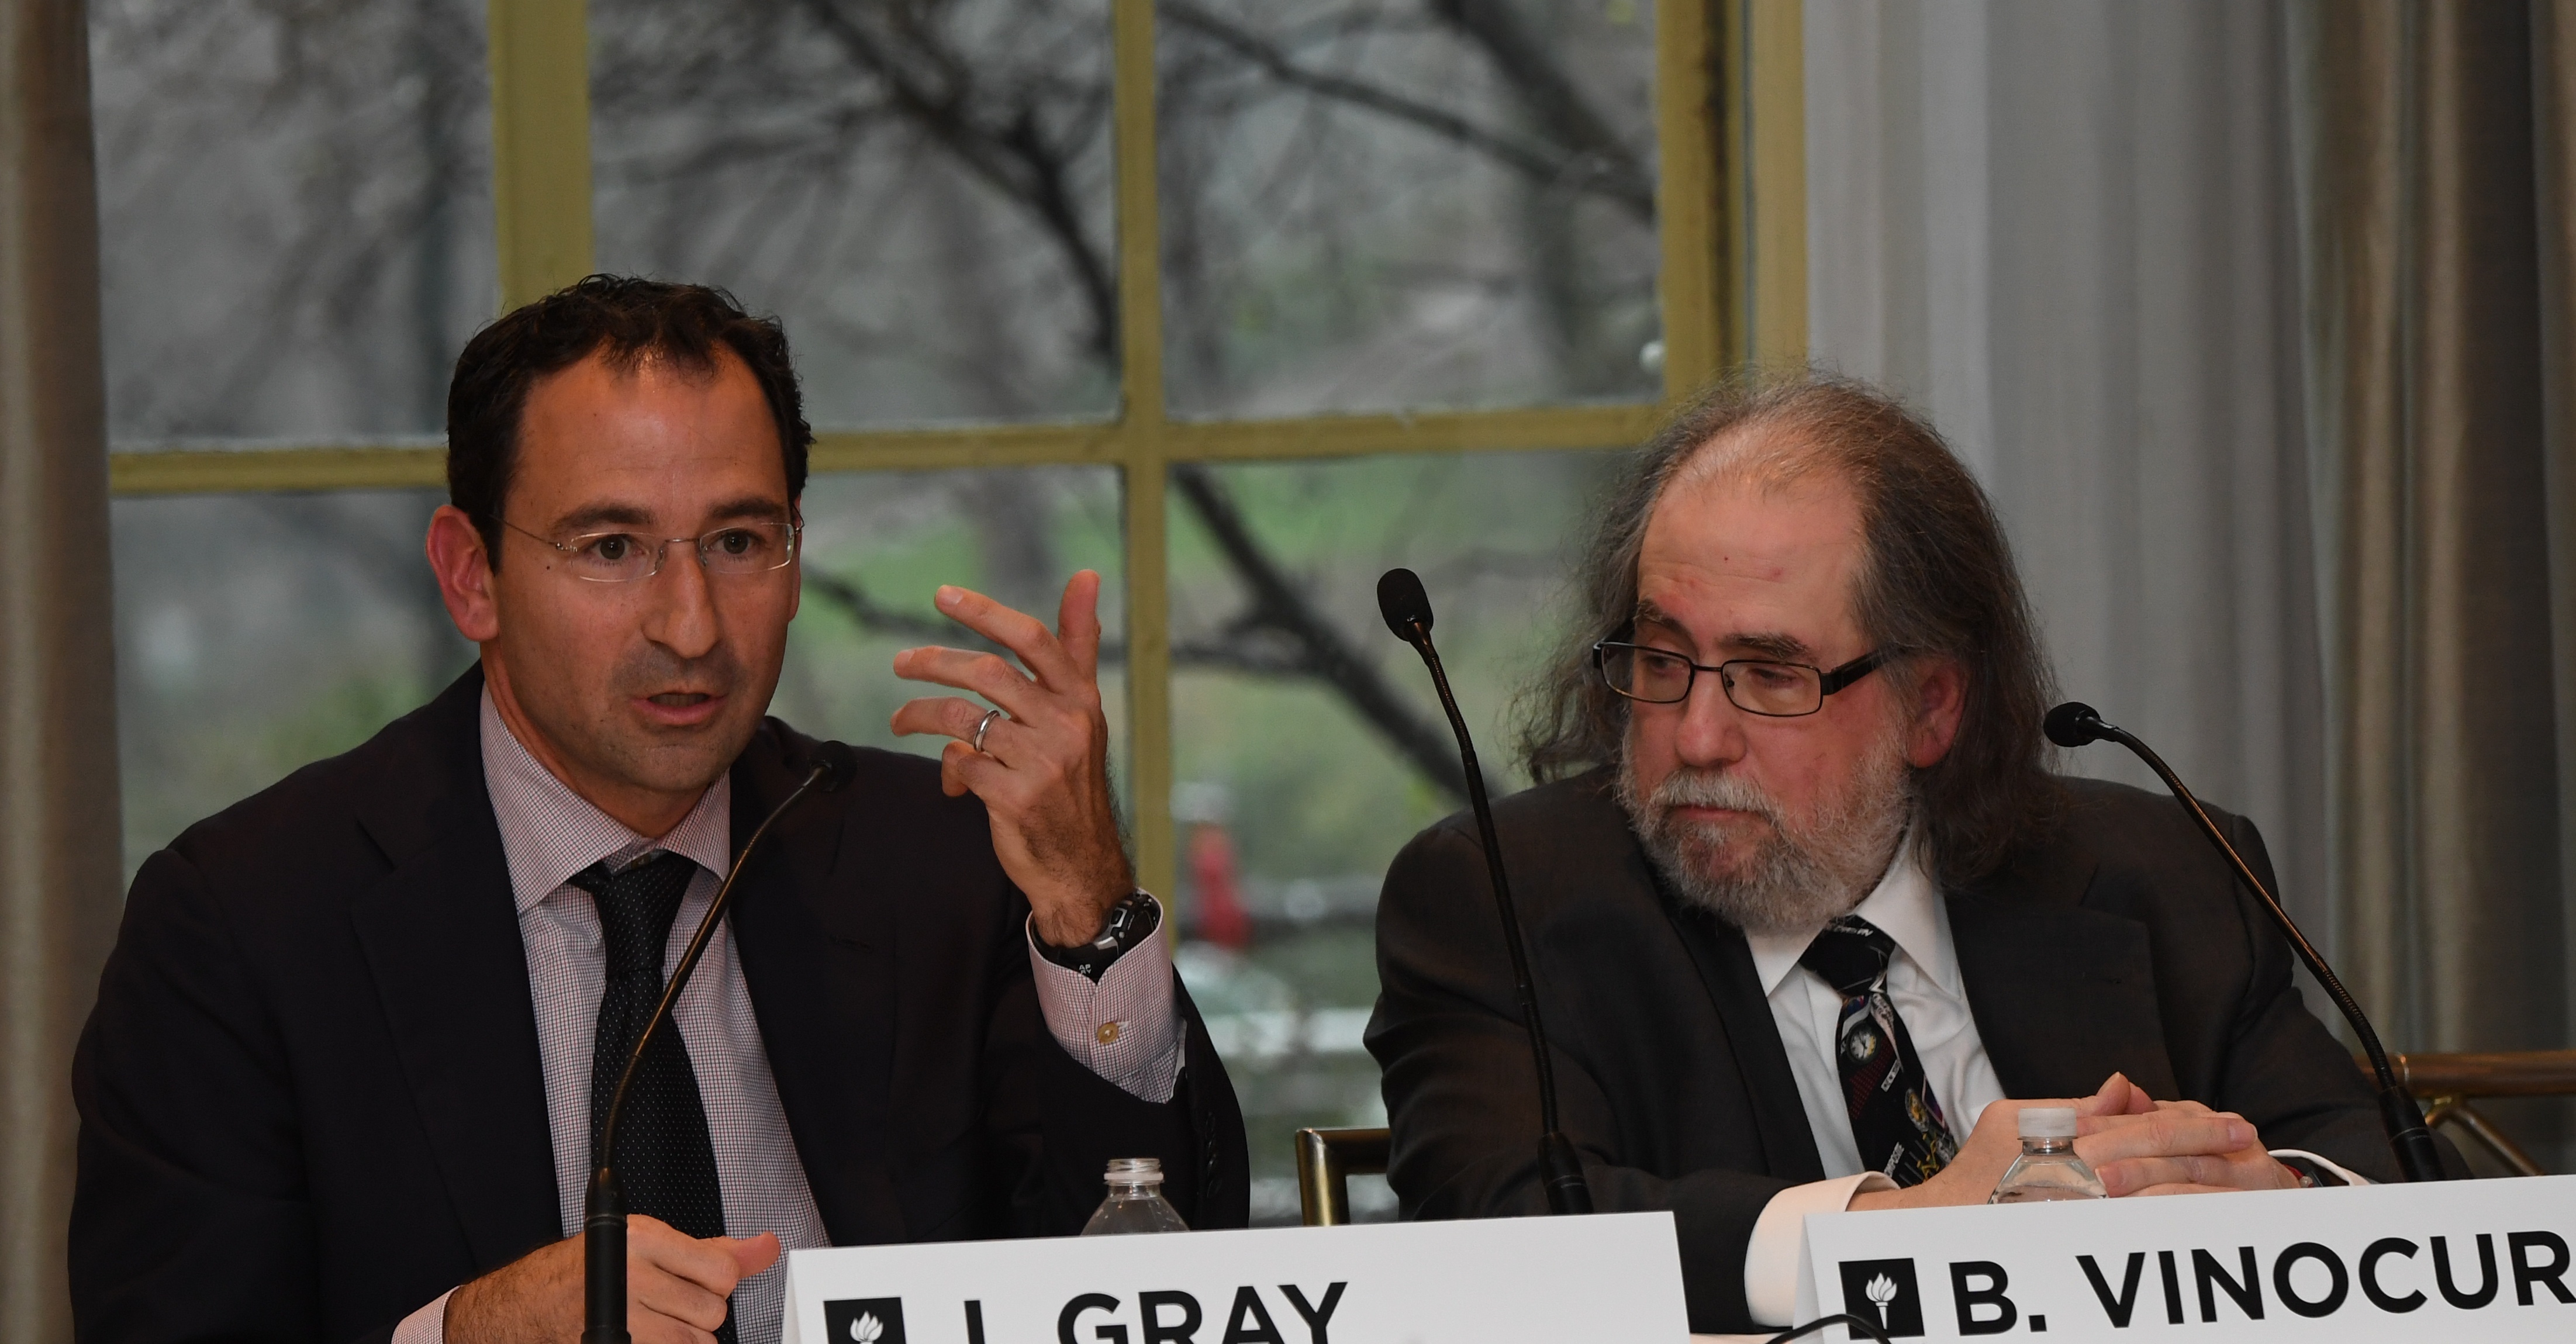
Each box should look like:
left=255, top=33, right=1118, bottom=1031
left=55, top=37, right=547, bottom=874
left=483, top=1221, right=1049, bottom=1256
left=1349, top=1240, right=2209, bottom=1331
left=106, top=0, right=1811, bottom=903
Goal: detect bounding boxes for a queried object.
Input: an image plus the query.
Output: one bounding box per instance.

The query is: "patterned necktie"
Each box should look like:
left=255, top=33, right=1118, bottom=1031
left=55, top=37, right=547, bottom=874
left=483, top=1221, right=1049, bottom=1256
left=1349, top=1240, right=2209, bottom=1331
left=1798, top=915, right=1959, bottom=1186
left=574, top=851, right=736, bottom=1344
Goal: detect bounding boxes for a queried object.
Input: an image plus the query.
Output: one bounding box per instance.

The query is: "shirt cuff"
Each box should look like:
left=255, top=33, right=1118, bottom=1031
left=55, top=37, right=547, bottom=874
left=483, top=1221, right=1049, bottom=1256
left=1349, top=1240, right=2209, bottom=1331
left=1026, top=899, right=1183, bottom=1104
left=391, top=1289, right=451, bottom=1344
left=1744, top=1173, right=1896, bottom=1328
left=2270, top=1148, right=2374, bottom=1187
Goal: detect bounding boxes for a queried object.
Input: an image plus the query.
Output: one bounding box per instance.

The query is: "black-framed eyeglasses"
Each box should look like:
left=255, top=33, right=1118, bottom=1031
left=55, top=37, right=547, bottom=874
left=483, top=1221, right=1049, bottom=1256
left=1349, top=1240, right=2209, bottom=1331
left=493, top=516, right=802, bottom=583
left=1591, top=640, right=1888, bottom=717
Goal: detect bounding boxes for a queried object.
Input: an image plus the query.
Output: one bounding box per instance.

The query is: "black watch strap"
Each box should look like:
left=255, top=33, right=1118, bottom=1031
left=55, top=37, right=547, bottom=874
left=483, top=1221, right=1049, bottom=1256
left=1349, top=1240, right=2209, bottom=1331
left=1033, top=890, right=1161, bottom=982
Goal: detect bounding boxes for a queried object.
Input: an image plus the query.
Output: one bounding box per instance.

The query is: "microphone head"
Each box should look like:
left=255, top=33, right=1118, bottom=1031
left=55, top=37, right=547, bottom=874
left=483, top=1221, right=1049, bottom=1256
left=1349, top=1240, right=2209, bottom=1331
left=2045, top=702, right=2107, bottom=749
left=1377, top=568, right=1435, bottom=644
left=813, top=741, right=859, bottom=793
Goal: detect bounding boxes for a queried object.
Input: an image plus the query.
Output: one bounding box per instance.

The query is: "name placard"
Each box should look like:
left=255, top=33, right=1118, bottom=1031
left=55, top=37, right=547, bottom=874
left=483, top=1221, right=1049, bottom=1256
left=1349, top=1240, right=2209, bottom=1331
left=780, top=1213, right=1686, bottom=1344
left=1794, top=1174, right=2576, bottom=1340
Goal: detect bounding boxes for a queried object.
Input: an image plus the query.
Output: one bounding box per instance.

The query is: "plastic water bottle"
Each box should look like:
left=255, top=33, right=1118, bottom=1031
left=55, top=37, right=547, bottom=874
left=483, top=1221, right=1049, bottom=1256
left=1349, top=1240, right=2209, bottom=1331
left=1080, top=1157, right=1191, bottom=1234
left=1988, top=1106, right=2107, bottom=1203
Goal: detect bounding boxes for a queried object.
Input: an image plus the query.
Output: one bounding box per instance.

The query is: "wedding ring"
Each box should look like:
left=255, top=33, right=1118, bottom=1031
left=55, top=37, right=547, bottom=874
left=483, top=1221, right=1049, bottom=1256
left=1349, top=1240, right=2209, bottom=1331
left=972, top=707, right=1004, bottom=754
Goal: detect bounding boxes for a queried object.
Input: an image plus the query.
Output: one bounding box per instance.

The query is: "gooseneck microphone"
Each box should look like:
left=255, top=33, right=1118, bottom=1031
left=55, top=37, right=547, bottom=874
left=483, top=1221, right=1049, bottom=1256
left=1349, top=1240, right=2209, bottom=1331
left=583, top=742, right=855, bottom=1344
left=1376, top=568, right=1593, bottom=1216
left=2043, top=703, right=2444, bottom=1184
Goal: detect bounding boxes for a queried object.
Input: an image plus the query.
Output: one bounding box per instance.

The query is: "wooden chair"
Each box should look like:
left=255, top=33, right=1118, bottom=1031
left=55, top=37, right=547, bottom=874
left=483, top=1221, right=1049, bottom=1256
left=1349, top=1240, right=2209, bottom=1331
left=2371, top=1049, right=2576, bottom=1177
left=1295, top=1127, right=1391, bottom=1226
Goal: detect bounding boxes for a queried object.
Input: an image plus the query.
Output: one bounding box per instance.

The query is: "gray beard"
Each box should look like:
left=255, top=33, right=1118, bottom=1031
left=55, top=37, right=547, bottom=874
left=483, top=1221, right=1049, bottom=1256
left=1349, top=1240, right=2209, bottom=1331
left=1615, top=735, right=1914, bottom=935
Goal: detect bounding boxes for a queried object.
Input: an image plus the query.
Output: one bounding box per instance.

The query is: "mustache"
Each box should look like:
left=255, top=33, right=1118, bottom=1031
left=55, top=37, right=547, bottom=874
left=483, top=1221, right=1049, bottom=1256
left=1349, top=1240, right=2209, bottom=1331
left=1648, top=766, right=1783, bottom=826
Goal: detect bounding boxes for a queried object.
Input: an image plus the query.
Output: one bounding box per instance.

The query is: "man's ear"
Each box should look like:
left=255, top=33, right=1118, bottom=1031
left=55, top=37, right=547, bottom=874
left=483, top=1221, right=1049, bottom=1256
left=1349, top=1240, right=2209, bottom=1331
left=426, top=505, right=502, bottom=643
left=1903, top=654, right=1968, bottom=768
left=784, top=496, right=802, bottom=623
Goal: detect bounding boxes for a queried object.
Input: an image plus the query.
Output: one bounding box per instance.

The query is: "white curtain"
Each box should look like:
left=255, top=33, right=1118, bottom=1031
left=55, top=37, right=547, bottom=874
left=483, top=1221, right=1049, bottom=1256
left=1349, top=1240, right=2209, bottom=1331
left=1802, top=0, right=2332, bottom=937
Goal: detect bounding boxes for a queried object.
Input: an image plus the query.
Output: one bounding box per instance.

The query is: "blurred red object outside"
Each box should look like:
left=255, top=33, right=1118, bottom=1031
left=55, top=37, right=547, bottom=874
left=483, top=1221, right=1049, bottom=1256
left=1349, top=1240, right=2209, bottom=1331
left=1188, top=821, right=1252, bottom=950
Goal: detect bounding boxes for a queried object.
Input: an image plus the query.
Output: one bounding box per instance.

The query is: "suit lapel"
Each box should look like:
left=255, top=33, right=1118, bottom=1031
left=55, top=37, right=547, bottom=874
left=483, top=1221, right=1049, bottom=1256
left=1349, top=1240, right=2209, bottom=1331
left=1659, top=898, right=1826, bottom=1183
left=1949, top=845, right=2182, bottom=1101
left=727, top=727, right=908, bottom=1245
left=347, top=672, right=561, bottom=1268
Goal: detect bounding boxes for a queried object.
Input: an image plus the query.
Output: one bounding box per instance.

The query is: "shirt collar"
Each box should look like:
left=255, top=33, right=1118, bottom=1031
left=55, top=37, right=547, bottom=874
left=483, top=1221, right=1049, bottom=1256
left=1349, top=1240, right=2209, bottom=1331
left=1743, top=834, right=1960, bottom=999
left=479, top=686, right=733, bottom=914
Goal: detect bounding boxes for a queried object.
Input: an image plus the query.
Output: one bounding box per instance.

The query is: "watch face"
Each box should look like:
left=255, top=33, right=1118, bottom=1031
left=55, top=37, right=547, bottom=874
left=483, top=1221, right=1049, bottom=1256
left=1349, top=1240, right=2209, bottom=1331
left=1099, top=892, right=1155, bottom=948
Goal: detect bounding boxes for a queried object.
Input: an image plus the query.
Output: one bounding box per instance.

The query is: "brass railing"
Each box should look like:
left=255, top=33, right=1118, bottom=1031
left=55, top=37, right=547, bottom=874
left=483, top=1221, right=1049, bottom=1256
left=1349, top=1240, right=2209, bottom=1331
left=2374, top=1049, right=2576, bottom=1177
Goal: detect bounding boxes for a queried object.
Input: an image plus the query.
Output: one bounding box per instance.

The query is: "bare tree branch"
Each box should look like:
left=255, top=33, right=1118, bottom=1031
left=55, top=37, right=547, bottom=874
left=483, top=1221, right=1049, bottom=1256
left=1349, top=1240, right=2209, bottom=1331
left=1159, top=0, right=1653, bottom=220
left=801, top=568, right=1315, bottom=680
left=790, top=0, right=1122, bottom=359
left=1429, top=0, right=1649, bottom=201
left=600, top=105, right=900, bottom=185
left=1169, top=464, right=1489, bottom=800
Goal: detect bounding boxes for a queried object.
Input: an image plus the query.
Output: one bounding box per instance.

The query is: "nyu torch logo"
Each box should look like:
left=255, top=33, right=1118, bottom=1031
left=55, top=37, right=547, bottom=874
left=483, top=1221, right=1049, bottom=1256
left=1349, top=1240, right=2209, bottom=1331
left=824, top=1298, right=907, bottom=1344
left=1838, top=1260, right=1926, bottom=1337
left=1866, top=1274, right=1901, bottom=1326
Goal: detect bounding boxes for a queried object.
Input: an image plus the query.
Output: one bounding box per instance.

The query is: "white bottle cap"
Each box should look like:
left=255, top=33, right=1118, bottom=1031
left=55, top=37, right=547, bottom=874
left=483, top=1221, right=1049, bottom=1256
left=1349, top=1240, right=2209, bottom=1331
left=2019, top=1106, right=2078, bottom=1139
left=1105, top=1156, right=1165, bottom=1184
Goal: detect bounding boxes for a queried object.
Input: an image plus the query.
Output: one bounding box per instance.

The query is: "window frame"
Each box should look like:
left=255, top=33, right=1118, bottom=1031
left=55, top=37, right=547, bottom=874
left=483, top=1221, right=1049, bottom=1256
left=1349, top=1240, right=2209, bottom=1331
left=104, top=0, right=1811, bottom=904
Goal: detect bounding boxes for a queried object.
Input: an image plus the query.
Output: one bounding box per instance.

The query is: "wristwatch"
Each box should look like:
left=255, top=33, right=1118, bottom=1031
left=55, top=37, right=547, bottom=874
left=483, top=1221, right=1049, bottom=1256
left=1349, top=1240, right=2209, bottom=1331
left=1034, top=889, right=1161, bottom=982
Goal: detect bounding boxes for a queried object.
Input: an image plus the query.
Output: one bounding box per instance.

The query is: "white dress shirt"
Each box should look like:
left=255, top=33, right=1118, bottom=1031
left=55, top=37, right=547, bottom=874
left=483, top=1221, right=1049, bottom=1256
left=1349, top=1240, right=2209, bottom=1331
left=1733, top=840, right=2369, bottom=1327
left=1735, top=842, right=1999, bottom=1326
left=394, top=691, right=1183, bottom=1344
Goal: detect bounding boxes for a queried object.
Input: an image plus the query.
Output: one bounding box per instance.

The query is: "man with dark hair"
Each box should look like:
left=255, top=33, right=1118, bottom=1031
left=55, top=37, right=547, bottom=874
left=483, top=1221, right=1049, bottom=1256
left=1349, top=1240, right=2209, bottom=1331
left=72, top=277, right=1248, bottom=1344
left=1368, top=377, right=2421, bottom=1335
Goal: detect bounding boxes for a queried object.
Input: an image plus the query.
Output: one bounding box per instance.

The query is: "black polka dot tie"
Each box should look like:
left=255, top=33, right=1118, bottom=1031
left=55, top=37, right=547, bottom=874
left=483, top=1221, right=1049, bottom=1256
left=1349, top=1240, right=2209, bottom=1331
left=1799, top=915, right=1960, bottom=1187
left=575, top=851, right=735, bottom=1343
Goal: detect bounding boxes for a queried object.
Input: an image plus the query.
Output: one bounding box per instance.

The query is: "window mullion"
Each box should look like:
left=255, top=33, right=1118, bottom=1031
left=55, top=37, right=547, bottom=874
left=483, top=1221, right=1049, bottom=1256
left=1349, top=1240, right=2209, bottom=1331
left=1658, top=0, right=1728, bottom=393
left=1111, top=0, right=1177, bottom=911
left=1745, top=0, right=1807, bottom=369
left=491, top=0, right=595, bottom=310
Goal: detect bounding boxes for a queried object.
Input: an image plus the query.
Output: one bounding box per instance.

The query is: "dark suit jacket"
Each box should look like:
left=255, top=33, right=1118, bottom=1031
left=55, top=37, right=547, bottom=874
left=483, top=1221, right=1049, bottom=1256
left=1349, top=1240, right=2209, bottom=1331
left=72, top=668, right=1248, bottom=1344
left=1367, top=770, right=2405, bottom=1334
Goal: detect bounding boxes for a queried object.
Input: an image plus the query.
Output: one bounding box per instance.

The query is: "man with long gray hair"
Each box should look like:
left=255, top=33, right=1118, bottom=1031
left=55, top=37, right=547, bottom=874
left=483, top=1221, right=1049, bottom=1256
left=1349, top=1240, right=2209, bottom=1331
left=1365, top=378, right=2419, bottom=1335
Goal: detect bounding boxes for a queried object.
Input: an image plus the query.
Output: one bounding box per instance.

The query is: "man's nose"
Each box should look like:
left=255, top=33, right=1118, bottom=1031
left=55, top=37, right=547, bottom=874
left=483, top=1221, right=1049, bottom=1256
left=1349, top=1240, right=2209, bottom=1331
left=642, top=541, right=723, bottom=659
left=1672, top=671, right=1748, bottom=768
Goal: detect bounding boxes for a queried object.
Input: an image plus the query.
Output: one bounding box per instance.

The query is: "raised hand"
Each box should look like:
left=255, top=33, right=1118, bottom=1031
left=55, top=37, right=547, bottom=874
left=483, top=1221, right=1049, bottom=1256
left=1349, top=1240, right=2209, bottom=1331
left=889, top=572, right=1134, bottom=946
